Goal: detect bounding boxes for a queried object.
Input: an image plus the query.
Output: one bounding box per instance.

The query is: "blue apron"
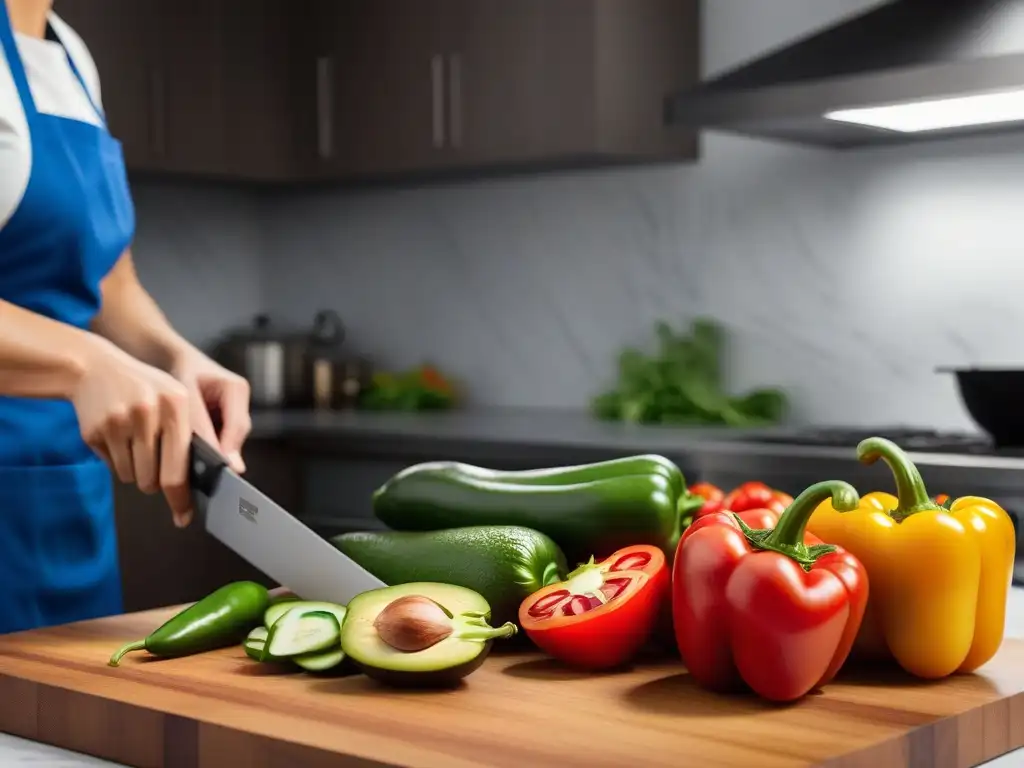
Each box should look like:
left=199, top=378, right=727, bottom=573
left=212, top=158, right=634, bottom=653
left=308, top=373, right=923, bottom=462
left=0, top=8, right=135, bottom=633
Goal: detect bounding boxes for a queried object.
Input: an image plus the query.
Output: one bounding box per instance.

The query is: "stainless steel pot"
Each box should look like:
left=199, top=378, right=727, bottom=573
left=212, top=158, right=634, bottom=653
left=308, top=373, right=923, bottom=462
left=210, top=315, right=284, bottom=408
left=212, top=311, right=346, bottom=410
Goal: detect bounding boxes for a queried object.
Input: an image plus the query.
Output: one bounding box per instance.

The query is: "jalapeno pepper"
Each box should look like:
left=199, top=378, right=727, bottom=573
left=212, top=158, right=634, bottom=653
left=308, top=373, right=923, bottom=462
left=108, top=581, right=270, bottom=667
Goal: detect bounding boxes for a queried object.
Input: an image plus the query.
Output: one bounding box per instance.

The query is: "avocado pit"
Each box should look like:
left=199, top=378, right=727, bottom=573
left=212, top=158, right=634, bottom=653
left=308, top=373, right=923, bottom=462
left=340, top=582, right=518, bottom=688
left=373, top=595, right=454, bottom=652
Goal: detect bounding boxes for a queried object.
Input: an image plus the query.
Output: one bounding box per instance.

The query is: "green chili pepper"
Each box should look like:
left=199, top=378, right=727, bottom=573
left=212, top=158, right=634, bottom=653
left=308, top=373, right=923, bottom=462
left=108, top=581, right=270, bottom=667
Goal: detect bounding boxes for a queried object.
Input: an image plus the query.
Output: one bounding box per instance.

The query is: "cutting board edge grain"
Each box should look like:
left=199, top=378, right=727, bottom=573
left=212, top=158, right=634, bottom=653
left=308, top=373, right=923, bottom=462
left=0, top=671, right=396, bottom=768
left=816, top=690, right=1024, bottom=768
left=0, top=607, right=1023, bottom=768
left=0, top=650, right=428, bottom=768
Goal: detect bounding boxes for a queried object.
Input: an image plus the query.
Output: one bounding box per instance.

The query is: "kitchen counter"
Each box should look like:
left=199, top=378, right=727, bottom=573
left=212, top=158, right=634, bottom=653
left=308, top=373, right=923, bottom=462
left=249, top=407, right=1024, bottom=495
left=255, top=407, right=1024, bottom=583
left=5, top=587, right=1024, bottom=767
left=247, top=406, right=780, bottom=449
left=247, top=408, right=1024, bottom=468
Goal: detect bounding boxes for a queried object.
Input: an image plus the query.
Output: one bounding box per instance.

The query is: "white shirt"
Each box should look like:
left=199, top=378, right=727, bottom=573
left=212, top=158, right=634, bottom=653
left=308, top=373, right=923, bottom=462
left=0, top=12, right=103, bottom=229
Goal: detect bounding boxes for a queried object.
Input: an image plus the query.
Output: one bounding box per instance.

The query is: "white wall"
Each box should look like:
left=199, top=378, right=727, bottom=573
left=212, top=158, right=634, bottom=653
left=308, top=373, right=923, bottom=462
left=138, top=1, right=1020, bottom=431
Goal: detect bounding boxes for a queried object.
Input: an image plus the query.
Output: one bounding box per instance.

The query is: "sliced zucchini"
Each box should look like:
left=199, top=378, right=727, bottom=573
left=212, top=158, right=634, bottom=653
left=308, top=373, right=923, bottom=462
left=264, top=609, right=341, bottom=660
left=264, top=600, right=347, bottom=629
left=243, top=626, right=269, bottom=661
left=294, top=647, right=346, bottom=673
left=250, top=615, right=346, bottom=673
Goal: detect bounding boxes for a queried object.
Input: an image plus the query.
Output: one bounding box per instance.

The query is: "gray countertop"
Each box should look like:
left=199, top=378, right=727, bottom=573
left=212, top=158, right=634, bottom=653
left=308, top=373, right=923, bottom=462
left=249, top=408, right=1024, bottom=496
left=9, top=587, right=1024, bottom=767
left=248, top=406, right=790, bottom=455
left=249, top=407, right=1024, bottom=470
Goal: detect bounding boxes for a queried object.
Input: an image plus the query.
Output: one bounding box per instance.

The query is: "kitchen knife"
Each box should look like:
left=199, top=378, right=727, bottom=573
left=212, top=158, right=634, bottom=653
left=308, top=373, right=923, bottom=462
left=188, top=435, right=386, bottom=604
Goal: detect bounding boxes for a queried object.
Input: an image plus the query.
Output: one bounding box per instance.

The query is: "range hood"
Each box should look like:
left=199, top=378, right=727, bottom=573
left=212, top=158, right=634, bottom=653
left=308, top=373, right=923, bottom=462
left=666, top=0, right=1024, bottom=148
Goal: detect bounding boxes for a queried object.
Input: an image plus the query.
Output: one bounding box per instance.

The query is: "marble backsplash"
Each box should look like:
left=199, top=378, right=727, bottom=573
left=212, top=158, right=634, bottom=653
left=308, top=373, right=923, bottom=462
left=251, top=129, right=1024, bottom=432
left=127, top=126, right=1024, bottom=433
left=126, top=0, right=1023, bottom=433
left=129, top=181, right=264, bottom=346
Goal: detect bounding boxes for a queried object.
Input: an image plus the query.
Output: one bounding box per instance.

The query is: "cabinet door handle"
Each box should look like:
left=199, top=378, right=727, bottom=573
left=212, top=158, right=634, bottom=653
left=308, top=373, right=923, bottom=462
left=150, top=69, right=166, bottom=158
left=448, top=53, right=463, bottom=149
left=431, top=53, right=445, bottom=148
left=316, top=56, right=334, bottom=160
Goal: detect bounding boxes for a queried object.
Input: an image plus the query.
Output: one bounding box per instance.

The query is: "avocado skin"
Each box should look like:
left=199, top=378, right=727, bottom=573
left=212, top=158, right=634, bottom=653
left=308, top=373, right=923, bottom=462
left=330, top=526, right=567, bottom=626
left=353, top=644, right=492, bottom=689
left=301, top=657, right=359, bottom=677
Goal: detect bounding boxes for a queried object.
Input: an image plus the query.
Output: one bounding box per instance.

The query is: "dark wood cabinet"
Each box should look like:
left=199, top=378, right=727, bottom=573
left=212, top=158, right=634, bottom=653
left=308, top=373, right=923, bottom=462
left=156, top=0, right=228, bottom=176
left=323, top=0, right=449, bottom=177
left=443, top=0, right=550, bottom=166
left=54, top=0, right=699, bottom=184
left=52, top=0, right=162, bottom=171
left=319, top=0, right=699, bottom=179
left=221, top=0, right=299, bottom=180
left=56, top=0, right=302, bottom=182
left=587, top=0, right=702, bottom=161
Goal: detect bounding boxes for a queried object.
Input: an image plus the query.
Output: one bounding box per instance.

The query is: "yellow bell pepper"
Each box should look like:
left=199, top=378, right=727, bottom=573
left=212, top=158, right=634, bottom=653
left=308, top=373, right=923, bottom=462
left=808, top=437, right=1016, bottom=679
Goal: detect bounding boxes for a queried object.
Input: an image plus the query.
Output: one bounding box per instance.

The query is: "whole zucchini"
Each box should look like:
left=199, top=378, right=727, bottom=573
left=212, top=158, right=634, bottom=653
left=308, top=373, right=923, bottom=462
left=379, top=454, right=685, bottom=499
left=372, top=467, right=681, bottom=565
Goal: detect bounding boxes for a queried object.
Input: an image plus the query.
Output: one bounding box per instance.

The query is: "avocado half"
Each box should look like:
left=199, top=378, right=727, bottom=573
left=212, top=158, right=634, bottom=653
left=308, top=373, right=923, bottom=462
left=340, top=582, right=517, bottom=688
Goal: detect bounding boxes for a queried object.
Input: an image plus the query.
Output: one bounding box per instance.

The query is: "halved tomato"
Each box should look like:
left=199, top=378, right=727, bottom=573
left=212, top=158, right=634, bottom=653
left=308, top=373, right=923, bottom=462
left=517, top=544, right=669, bottom=670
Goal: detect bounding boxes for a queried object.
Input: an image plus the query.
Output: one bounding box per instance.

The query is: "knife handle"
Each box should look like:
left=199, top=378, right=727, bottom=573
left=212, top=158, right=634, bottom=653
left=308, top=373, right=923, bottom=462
left=189, top=434, right=228, bottom=498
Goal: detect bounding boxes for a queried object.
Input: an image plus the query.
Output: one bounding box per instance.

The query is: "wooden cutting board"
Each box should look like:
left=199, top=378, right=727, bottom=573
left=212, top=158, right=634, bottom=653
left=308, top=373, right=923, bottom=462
left=0, top=606, right=1021, bottom=768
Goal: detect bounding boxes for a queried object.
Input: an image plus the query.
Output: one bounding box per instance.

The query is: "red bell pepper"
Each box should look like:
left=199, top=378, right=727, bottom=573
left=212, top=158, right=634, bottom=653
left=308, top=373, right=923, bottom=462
left=688, top=482, right=725, bottom=519
left=518, top=544, right=668, bottom=670
left=722, top=481, right=793, bottom=515
left=672, top=480, right=869, bottom=702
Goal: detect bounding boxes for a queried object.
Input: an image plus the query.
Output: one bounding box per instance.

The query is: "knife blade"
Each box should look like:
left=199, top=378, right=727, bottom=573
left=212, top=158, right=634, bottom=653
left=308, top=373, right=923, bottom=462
left=188, top=435, right=386, bottom=605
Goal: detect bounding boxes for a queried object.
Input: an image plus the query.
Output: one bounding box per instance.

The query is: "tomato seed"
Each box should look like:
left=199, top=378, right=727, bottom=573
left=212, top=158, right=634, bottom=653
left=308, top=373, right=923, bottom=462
left=528, top=590, right=570, bottom=617
left=562, top=595, right=602, bottom=616
left=611, top=552, right=651, bottom=571
left=599, top=577, right=631, bottom=601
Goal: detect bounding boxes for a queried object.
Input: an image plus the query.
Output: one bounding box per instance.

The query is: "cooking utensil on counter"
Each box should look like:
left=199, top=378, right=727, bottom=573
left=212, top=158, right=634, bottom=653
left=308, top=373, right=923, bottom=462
left=305, top=311, right=366, bottom=410
left=211, top=314, right=285, bottom=408
left=311, top=355, right=375, bottom=410
left=188, top=435, right=385, bottom=604
left=211, top=310, right=346, bottom=410
left=937, top=366, right=1024, bottom=446
left=304, top=309, right=346, bottom=406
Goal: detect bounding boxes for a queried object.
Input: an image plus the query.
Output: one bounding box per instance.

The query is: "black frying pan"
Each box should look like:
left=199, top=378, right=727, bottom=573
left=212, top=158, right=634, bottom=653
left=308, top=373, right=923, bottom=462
left=938, top=367, right=1024, bottom=447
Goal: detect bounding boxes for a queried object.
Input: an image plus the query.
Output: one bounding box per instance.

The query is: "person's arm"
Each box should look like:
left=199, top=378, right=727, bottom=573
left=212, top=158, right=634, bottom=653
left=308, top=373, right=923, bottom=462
left=0, top=296, right=197, bottom=524
left=93, top=250, right=252, bottom=472
left=91, top=249, right=191, bottom=371
left=0, top=298, right=106, bottom=399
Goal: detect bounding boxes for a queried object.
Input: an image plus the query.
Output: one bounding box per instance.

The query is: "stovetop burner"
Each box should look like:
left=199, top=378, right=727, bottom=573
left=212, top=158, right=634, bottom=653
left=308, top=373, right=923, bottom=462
left=748, top=426, right=1011, bottom=455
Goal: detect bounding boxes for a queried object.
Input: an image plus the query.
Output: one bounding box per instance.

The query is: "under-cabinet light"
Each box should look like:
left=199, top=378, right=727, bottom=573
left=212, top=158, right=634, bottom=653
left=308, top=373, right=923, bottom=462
left=824, top=88, right=1024, bottom=133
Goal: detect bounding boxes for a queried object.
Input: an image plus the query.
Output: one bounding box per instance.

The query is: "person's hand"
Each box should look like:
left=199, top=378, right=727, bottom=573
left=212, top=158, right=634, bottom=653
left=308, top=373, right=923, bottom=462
left=70, top=337, right=195, bottom=526
left=169, top=345, right=252, bottom=478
